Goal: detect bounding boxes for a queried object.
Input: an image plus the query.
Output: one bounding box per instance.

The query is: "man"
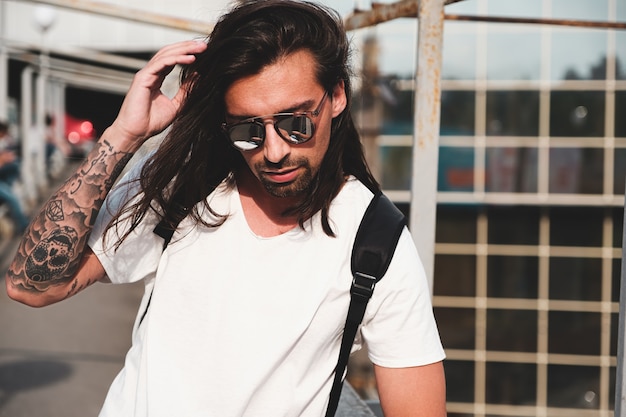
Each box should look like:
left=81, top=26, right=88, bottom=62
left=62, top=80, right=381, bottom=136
left=6, top=1, right=446, bottom=416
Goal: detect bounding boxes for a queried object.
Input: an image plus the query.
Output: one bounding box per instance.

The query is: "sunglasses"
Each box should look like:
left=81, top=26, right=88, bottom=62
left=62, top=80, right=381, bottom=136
left=222, top=91, right=329, bottom=151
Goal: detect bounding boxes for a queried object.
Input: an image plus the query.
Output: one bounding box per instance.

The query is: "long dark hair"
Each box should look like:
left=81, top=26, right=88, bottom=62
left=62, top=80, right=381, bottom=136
left=107, top=0, right=378, bottom=245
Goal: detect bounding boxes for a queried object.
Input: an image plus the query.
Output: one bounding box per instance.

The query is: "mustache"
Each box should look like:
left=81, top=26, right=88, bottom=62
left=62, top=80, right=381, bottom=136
left=256, top=156, right=310, bottom=171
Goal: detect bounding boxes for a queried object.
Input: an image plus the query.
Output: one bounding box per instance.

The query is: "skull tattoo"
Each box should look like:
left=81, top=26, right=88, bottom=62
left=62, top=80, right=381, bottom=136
left=25, top=226, right=79, bottom=290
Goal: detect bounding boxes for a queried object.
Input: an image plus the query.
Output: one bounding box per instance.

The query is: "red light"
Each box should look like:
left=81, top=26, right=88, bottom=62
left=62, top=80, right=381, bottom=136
left=80, top=121, right=93, bottom=134
left=68, top=132, right=80, bottom=144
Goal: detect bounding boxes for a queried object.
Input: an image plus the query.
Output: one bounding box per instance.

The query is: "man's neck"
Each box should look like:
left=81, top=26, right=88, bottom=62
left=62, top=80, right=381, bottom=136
left=236, top=170, right=301, bottom=237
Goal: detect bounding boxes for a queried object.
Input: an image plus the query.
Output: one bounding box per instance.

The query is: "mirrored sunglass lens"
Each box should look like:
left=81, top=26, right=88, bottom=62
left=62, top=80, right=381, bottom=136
left=229, top=123, right=264, bottom=150
left=276, top=116, right=313, bottom=143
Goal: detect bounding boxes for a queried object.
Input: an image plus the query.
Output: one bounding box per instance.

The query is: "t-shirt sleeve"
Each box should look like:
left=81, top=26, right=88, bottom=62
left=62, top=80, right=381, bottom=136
left=88, top=162, right=163, bottom=285
left=360, top=227, right=446, bottom=368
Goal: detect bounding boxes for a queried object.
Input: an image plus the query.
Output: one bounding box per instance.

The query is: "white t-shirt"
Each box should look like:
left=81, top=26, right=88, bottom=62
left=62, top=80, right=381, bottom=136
left=89, top=169, right=445, bottom=417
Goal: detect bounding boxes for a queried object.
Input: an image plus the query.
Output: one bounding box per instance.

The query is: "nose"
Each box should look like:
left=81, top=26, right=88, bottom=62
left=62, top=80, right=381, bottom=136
left=263, top=122, right=291, bottom=164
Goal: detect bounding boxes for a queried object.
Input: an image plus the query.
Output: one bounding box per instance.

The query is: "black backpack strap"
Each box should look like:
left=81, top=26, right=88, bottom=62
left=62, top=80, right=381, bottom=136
left=154, top=219, right=177, bottom=250
left=139, top=193, right=198, bottom=327
left=137, top=218, right=177, bottom=326
left=325, top=192, right=406, bottom=417
left=153, top=190, right=192, bottom=251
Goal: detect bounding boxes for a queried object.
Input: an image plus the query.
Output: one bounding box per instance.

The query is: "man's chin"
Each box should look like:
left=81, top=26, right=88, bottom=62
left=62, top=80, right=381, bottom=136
left=261, top=178, right=309, bottom=198
left=263, top=184, right=302, bottom=198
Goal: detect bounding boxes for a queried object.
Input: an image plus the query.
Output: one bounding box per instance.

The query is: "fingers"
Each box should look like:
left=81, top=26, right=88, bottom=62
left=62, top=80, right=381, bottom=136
left=139, top=40, right=207, bottom=83
left=110, top=40, right=207, bottom=145
left=172, top=71, right=199, bottom=108
left=151, top=39, right=207, bottom=62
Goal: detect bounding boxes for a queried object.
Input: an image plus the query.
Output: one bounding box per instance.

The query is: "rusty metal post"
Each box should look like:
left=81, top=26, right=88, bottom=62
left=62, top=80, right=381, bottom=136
left=410, top=0, right=445, bottom=291
left=617, top=180, right=626, bottom=416
left=617, top=186, right=626, bottom=417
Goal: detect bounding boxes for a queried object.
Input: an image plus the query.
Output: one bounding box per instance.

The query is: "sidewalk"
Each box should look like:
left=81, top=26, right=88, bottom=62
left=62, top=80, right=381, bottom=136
left=0, top=161, right=144, bottom=417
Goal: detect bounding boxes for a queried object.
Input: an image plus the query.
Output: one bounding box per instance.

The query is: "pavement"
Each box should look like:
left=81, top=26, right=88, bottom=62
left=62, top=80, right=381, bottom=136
left=0, top=162, right=144, bottom=417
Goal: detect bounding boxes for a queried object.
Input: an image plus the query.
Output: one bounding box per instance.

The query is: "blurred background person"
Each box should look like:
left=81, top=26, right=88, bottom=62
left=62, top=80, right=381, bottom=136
left=0, top=121, right=29, bottom=235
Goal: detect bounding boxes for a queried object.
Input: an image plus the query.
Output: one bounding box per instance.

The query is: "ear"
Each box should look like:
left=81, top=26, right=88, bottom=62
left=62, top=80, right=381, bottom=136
left=330, top=79, right=347, bottom=118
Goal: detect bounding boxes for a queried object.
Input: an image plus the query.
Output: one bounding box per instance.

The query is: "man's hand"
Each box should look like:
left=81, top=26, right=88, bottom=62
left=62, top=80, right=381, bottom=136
left=110, top=40, right=208, bottom=149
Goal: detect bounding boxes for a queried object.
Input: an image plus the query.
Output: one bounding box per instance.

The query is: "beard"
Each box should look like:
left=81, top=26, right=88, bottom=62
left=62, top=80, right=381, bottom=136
left=254, top=157, right=316, bottom=198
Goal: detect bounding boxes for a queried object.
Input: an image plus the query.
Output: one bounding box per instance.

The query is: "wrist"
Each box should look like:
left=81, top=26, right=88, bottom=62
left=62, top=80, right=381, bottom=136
left=100, top=124, right=145, bottom=154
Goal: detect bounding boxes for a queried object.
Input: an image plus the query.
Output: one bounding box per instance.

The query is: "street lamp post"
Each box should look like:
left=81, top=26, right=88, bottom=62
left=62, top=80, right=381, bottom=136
left=0, top=1, right=8, bottom=121
left=32, top=5, right=57, bottom=190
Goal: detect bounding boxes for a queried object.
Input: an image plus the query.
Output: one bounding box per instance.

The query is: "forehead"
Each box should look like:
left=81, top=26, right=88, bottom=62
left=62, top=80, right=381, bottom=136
left=224, top=50, right=323, bottom=117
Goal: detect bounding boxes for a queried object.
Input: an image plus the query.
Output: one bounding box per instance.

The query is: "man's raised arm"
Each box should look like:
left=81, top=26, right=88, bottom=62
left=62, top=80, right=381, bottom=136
left=5, top=40, right=207, bottom=307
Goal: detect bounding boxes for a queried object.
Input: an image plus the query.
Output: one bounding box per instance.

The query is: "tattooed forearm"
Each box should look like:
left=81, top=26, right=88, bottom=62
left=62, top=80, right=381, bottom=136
left=66, top=276, right=98, bottom=298
left=46, top=200, right=64, bottom=222
left=7, top=138, right=133, bottom=296
left=65, top=140, right=133, bottom=219
left=23, top=226, right=78, bottom=291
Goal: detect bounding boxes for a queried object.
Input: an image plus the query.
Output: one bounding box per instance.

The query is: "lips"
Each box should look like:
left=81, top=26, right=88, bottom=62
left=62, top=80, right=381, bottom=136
left=263, top=167, right=300, bottom=183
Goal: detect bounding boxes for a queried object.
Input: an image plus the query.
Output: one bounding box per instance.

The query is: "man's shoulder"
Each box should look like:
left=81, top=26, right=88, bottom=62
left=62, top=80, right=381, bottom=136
left=326, top=178, right=376, bottom=232
left=335, top=177, right=375, bottom=205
